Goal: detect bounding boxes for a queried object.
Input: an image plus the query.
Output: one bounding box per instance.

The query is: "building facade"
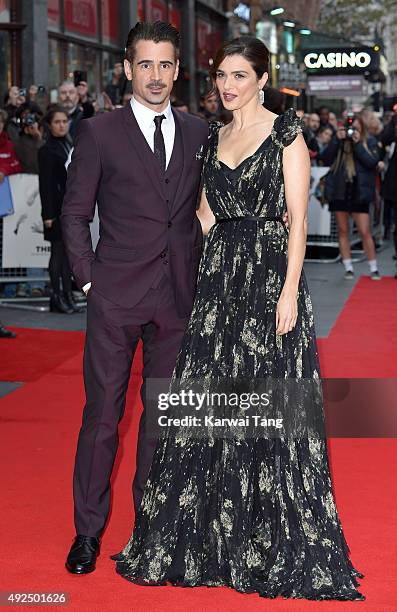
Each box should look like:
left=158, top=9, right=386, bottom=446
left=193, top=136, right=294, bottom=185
left=383, top=14, right=397, bottom=103
left=0, top=0, right=229, bottom=110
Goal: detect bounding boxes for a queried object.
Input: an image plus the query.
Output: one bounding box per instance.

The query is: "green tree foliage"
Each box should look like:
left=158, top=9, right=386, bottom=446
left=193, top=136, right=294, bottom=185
left=317, top=0, right=397, bottom=41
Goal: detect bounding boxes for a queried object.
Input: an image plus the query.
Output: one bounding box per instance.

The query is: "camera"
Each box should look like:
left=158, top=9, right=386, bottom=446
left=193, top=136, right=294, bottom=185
left=18, top=87, right=27, bottom=98
left=345, top=112, right=356, bottom=140
left=21, top=113, right=37, bottom=127
left=73, top=70, right=87, bottom=87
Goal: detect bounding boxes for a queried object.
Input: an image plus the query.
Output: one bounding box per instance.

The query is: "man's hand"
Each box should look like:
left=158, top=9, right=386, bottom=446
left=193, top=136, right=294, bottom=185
left=26, top=123, right=42, bottom=139
left=336, top=127, right=346, bottom=140
left=77, top=81, right=89, bottom=103
left=82, top=282, right=92, bottom=295
left=43, top=219, right=54, bottom=228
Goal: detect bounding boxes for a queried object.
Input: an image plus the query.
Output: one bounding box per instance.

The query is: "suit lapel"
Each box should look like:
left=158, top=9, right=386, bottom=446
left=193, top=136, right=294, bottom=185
left=121, top=104, right=165, bottom=201
left=171, top=108, right=187, bottom=214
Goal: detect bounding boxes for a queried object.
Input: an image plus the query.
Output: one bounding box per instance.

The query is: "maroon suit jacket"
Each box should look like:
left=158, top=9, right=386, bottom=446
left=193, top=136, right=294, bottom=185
left=61, top=104, right=209, bottom=317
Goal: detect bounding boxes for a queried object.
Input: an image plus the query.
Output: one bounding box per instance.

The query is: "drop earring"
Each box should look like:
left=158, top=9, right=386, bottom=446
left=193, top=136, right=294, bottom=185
left=259, top=89, right=265, bottom=105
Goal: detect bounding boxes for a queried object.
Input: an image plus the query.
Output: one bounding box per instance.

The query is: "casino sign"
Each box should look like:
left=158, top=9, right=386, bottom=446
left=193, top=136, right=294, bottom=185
left=302, top=47, right=379, bottom=76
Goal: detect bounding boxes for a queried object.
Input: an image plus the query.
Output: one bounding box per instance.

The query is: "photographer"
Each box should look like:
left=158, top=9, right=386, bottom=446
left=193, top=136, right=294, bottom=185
left=76, top=80, right=95, bottom=119
left=3, top=85, right=25, bottom=118
left=322, top=115, right=380, bottom=280
left=3, top=86, right=26, bottom=143
left=14, top=111, right=43, bottom=174
left=381, top=112, right=397, bottom=267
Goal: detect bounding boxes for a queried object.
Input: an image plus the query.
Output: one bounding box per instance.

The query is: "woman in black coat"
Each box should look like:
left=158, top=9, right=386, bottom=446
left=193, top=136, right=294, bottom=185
left=320, top=115, right=380, bottom=280
left=38, top=106, right=76, bottom=313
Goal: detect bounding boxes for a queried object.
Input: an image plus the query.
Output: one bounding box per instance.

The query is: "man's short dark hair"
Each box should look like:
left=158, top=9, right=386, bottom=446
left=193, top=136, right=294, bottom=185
left=125, top=21, right=180, bottom=64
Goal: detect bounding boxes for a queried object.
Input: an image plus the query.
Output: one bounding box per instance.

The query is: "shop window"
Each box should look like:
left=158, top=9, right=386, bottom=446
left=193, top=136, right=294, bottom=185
left=66, top=42, right=100, bottom=92
left=0, top=0, right=10, bottom=23
left=48, top=37, right=62, bottom=91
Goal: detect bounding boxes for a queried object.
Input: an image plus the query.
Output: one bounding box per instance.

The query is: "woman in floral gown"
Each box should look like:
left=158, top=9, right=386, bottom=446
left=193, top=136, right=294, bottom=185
left=113, top=36, right=364, bottom=601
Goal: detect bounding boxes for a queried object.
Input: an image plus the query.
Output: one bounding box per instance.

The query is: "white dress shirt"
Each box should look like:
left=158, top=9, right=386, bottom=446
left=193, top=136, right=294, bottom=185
left=82, top=96, right=176, bottom=295
left=130, top=95, right=175, bottom=169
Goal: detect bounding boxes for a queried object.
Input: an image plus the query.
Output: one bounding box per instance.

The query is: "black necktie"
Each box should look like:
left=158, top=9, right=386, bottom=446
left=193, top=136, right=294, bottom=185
left=153, top=114, right=166, bottom=172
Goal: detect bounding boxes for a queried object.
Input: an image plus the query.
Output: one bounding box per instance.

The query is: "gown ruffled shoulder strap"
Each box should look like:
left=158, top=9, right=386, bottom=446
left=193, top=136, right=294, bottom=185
left=207, top=120, right=223, bottom=140
left=271, top=108, right=304, bottom=148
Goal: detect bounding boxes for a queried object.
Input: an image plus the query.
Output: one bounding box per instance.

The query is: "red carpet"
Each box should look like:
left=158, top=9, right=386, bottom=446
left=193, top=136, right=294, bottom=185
left=0, top=327, right=85, bottom=382
left=1, top=277, right=396, bottom=611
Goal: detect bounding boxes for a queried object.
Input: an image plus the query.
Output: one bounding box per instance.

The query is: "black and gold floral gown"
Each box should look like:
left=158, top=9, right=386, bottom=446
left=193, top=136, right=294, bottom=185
left=114, top=109, right=364, bottom=600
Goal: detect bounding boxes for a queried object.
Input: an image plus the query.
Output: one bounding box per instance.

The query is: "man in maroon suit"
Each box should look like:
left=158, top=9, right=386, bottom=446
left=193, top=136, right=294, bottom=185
left=62, top=21, right=208, bottom=574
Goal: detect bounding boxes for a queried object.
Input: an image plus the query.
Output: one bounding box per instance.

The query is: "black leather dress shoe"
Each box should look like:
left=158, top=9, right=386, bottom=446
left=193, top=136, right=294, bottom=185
left=0, top=325, right=16, bottom=339
left=65, top=535, right=100, bottom=574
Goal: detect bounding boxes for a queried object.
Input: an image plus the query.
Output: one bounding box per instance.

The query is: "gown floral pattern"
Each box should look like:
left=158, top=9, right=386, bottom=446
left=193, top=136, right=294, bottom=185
left=114, top=108, right=364, bottom=600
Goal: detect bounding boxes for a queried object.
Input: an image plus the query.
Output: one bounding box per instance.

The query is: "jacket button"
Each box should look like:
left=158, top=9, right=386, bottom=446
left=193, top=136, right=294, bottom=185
left=168, top=221, right=172, bottom=228
left=165, top=178, right=170, bottom=184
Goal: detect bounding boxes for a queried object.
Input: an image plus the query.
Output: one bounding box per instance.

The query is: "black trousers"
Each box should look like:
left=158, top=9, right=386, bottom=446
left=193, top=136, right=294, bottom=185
left=49, top=240, right=72, bottom=294
left=384, top=200, right=397, bottom=252
left=73, top=274, right=188, bottom=537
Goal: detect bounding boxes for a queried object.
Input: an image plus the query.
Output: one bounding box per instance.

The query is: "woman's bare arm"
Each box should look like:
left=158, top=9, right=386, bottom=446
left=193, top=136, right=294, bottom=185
left=276, top=133, right=310, bottom=335
left=197, top=188, right=216, bottom=235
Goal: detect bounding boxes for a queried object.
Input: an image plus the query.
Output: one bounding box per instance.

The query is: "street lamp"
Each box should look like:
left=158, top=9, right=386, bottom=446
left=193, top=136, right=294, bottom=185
left=283, top=21, right=295, bottom=28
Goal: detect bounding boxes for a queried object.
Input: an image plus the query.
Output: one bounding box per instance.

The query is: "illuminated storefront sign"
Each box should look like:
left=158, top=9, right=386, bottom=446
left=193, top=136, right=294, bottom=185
left=303, top=49, right=373, bottom=72
left=307, top=75, right=365, bottom=97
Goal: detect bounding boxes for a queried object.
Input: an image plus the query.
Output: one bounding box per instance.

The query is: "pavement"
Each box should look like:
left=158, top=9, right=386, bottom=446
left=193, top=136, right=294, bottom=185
left=0, top=240, right=395, bottom=339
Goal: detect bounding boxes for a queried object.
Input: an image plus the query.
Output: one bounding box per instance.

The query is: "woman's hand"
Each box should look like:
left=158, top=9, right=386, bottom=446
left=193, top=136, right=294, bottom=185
left=336, top=127, right=346, bottom=140
left=43, top=219, right=54, bottom=228
left=276, top=289, right=298, bottom=335
left=351, top=129, right=361, bottom=144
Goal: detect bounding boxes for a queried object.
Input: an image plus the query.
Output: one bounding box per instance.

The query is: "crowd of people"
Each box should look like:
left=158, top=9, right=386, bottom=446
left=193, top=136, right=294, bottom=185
left=300, top=105, right=397, bottom=280
left=0, top=71, right=396, bottom=333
